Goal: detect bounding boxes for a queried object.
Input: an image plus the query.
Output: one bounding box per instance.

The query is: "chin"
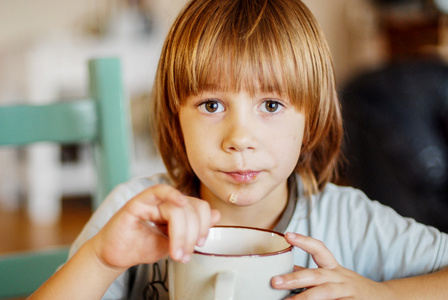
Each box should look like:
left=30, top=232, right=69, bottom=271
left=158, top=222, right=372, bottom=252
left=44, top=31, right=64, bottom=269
left=225, top=193, right=265, bottom=207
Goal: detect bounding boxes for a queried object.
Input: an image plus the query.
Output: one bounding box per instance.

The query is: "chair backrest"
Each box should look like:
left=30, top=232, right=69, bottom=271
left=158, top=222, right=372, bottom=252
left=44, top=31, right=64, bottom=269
left=0, top=57, right=131, bottom=298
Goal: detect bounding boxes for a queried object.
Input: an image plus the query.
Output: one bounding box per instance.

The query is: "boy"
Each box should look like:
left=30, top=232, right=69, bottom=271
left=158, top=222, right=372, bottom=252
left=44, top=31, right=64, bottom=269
left=30, top=0, right=448, bottom=299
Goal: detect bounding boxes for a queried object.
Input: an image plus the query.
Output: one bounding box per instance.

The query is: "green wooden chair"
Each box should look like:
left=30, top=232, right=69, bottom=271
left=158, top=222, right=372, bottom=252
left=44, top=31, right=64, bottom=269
left=0, top=57, right=131, bottom=299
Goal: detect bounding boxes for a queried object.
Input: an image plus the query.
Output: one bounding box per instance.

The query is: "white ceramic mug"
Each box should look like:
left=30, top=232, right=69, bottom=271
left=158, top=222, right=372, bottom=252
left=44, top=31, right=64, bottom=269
left=169, top=226, right=294, bottom=300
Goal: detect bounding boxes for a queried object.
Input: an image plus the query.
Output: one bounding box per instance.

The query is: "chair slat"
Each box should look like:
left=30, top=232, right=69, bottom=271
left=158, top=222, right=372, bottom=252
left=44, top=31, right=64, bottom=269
left=0, top=247, right=69, bottom=298
left=89, top=58, right=131, bottom=208
left=0, top=99, right=97, bottom=146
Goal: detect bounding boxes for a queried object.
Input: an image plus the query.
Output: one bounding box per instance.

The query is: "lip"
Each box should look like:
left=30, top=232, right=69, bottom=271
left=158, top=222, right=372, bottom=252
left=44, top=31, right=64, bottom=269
left=224, top=170, right=260, bottom=183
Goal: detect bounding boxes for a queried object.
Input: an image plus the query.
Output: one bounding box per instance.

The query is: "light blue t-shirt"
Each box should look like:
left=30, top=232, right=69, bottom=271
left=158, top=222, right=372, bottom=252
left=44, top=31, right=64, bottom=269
left=69, top=173, right=448, bottom=299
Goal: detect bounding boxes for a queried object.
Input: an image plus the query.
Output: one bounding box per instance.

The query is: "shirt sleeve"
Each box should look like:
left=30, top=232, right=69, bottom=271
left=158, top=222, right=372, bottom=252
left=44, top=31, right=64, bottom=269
left=350, top=191, right=447, bottom=280
left=302, top=184, right=448, bottom=282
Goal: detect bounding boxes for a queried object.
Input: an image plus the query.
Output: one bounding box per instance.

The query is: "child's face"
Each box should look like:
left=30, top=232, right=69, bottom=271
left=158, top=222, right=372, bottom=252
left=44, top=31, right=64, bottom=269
left=179, top=90, right=305, bottom=207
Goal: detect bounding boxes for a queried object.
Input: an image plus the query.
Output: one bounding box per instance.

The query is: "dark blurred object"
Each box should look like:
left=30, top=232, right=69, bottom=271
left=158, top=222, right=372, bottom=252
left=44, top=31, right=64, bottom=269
left=341, top=60, right=448, bottom=232
left=373, top=0, right=423, bottom=6
left=382, top=14, right=439, bottom=60
left=373, top=0, right=440, bottom=61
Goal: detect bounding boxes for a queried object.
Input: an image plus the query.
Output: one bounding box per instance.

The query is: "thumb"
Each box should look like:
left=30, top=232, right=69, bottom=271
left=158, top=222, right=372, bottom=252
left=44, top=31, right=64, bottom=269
left=285, top=232, right=338, bottom=269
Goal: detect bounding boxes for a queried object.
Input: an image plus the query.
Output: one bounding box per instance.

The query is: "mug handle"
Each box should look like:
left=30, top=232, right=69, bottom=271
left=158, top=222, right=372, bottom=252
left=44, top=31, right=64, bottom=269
left=214, top=270, right=237, bottom=300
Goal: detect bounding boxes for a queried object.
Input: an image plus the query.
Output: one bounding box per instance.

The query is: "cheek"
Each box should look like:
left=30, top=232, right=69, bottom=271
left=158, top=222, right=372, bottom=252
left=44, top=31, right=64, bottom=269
left=182, top=125, right=214, bottom=174
left=179, top=113, right=201, bottom=169
left=275, top=133, right=303, bottom=164
left=271, top=119, right=305, bottom=165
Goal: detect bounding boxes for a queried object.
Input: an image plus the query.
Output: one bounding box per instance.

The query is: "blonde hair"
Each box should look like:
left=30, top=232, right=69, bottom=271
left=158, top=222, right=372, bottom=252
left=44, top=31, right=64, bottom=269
left=150, top=0, right=343, bottom=196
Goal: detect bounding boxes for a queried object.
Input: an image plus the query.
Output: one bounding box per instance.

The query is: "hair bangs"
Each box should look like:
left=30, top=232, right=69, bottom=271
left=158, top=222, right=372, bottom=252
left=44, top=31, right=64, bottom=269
left=173, top=0, right=308, bottom=111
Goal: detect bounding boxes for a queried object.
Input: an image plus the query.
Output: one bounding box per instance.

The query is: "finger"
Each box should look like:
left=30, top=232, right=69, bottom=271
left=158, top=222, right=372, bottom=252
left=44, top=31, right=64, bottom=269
left=181, top=204, right=201, bottom=260
left=285, top=232, right=338, bottom=269
left=159, top=200, right=205, bottom=263
left=125, top=184, right=189, bottom=224
left=188, top=198, right=212, bottom=246
left=149, top=200, right=184, bottom=262
left=136, top=184, right=188, bottom=210
left=151, top=184, right=188, bottom=206
left=272, top=268, right=338, bottom=290
left=210, top=209, right=221, bottom=226
left=170, top=208, right=192, bottom=263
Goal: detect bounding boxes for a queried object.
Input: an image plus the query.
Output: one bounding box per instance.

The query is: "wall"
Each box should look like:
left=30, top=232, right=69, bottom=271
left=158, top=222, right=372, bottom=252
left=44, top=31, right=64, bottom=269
left=0, top=0, right=384, bottom=85
left=0, top=0, right=107, bottom=49
left=304, top=0, right=386, bottom=84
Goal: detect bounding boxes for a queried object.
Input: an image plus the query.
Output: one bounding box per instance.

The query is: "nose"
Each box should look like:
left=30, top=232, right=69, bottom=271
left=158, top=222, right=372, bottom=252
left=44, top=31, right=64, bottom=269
left=222, top=115, right=258, bottom=152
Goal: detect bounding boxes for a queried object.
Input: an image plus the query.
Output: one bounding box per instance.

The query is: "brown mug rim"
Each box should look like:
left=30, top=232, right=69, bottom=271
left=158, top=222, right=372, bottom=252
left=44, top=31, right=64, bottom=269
left=193, top=225, right=294, bottom=257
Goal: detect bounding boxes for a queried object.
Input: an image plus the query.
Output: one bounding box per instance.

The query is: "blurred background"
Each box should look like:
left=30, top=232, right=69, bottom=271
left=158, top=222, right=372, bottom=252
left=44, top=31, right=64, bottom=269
left=0, top=0, right=447, bottom=255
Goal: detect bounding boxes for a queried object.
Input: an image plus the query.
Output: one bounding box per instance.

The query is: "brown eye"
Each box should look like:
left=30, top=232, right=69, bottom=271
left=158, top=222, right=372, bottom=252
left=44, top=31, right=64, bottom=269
left=199, top=100, right=224, bottom=113
left=205, top=101, right=219, bottom=112
left=264, top=101, right=280, bottom=113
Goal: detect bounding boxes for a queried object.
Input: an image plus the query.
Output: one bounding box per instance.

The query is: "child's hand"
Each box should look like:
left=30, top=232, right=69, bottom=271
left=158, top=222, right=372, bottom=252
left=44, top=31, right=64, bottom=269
left=89, top=184, right=221, bottom=271
left=272, top=233, right=392, bottom=299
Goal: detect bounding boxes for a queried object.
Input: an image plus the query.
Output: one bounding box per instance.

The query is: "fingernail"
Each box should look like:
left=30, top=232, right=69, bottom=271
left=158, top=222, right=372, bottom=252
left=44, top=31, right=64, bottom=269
left=272, top=276, right=284, bottom=287
left=181, top=254, right=191, bottom=263
left=286, top=232, right=301, bottom=240
left=285, top=232, right=295, bottom=238
left=174, top=249, right=183, bottom=261
left=197, top=237, right=207, bottom=247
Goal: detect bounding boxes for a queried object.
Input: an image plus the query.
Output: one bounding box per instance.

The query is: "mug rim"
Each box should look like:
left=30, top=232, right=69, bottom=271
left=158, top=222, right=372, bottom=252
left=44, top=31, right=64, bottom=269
left=194, top=225, right=294, bottom=257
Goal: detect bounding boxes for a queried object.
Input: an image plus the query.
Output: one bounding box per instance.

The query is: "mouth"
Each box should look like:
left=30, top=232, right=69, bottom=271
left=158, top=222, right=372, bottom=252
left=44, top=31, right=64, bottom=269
left=224, top=170, right=261, bottom=184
